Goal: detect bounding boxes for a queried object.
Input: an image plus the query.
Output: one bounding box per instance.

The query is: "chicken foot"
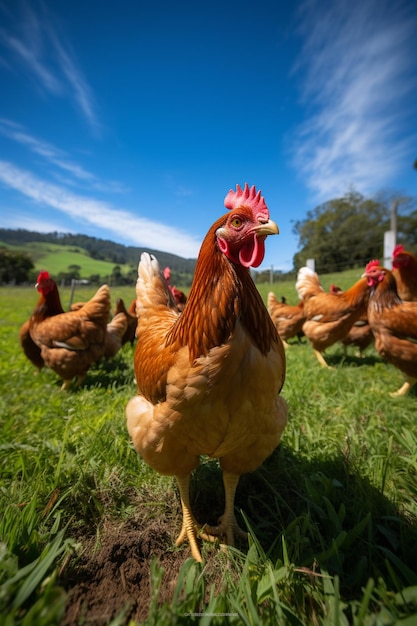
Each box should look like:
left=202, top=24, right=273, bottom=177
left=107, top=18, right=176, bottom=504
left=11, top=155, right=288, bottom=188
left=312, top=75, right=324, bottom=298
left=175, top=474, right=205, bottom=562
left=203, top=471, right=248, bottom=547
left=175, top=471, right=247, bottom=561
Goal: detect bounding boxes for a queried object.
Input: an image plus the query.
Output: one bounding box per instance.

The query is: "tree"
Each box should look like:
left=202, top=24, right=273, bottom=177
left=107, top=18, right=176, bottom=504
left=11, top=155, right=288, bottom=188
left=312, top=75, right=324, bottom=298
left=292, top=191, right=391, bottom=273
left=0, top=250, right=34, bottom=284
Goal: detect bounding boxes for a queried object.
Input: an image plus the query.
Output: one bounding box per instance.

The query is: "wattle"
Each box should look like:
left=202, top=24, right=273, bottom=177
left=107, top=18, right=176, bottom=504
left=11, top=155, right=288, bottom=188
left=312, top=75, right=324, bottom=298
left=239, top=235, right=266, bottom=268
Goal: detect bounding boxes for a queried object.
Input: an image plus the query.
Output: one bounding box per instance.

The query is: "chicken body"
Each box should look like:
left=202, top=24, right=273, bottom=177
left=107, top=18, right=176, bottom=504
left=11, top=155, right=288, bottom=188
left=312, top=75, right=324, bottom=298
left=267, top=292, right=305, bottom=346
left=341, top=316, right=374, bottom=356
left=20, top=271, right=65, bottom=371
left=29, top=277, right=111, bottom=390
left=364, top=261, right=417, bottom=395
left=296, top=266, right=370, bottom=366
left=126, top=184, right=287, bottom=562
left=392, top=244, right=417, bottom=302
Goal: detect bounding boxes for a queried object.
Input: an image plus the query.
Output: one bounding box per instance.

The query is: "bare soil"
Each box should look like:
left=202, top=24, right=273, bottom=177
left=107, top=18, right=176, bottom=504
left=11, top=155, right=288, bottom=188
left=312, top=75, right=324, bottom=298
left=58, top=474, right=242, bottom=625
left=60, top=517, right=189, bottom=625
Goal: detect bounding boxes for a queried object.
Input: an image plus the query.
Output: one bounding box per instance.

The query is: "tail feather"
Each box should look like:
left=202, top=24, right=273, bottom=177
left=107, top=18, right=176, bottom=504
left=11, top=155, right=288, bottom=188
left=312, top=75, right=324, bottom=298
left=136, top=252, right=177, bottom=315
left=79, top=285, right=111, bottom=323
left=104, top=312, right=129, bottom=358
left=267, top=291, right=279, bottom=311
left=296, top=267, right=323, bottom=300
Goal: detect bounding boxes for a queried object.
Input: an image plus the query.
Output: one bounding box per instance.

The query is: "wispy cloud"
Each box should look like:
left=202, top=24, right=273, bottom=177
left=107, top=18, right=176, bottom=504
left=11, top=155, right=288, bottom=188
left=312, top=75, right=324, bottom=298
left=292, top=0, right=417, bottom=200
left=0, top=1, right=100, bottom=132
left=0, top=119, right=125, bottom=192
left=0, top=161, right=201, bottom=258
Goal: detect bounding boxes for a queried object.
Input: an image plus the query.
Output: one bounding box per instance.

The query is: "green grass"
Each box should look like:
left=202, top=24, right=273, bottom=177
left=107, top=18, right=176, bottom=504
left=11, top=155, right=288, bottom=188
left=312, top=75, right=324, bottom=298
left=1, top=279, right=416, bottom=625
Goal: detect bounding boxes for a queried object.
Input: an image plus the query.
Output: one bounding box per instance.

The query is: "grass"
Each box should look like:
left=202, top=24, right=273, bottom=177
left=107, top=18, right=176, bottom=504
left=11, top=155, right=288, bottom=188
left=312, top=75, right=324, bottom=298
left=0, top=278, right=417, bottom=625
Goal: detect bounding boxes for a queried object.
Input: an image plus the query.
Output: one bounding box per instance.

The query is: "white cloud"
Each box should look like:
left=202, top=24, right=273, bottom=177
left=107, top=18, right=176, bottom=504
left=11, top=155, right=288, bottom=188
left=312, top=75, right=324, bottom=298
left=0, top=1, right=100, bottom=132
left=0, top=161, right=201, bottom=258
left=292, top=0, right=417, bottom=200
left=0, top=120, right=126, bottom=192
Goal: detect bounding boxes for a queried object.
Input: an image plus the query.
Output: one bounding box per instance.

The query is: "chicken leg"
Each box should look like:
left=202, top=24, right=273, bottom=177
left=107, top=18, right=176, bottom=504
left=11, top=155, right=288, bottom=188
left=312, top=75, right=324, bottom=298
left=175, top=474, right=205, bottom=562
left=175, top=471, right=248, bottom=562
left=389, top=376, right=417, bottom=397
left=204, top=471, right=248, bottom=546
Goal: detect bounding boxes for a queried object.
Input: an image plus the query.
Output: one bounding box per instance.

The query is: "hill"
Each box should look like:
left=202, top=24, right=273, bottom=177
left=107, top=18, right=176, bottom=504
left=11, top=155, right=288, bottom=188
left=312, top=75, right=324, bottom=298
left=0, top=228, right=197, bottom=284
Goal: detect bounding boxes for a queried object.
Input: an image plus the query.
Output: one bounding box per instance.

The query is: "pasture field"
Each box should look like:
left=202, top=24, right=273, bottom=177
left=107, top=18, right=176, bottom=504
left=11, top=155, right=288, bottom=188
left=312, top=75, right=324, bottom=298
left=0, top=280, right=416, bottom=625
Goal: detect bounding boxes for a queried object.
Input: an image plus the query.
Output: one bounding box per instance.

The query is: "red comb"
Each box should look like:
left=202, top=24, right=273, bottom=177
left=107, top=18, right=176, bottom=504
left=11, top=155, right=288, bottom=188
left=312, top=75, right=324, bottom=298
left=36, top=271, right=50, bottom=282
left=224, top=183, right=268, bottom=215
left=365, top=260, right=381, bottom=272
left=393, top=244, right=404, bottom=257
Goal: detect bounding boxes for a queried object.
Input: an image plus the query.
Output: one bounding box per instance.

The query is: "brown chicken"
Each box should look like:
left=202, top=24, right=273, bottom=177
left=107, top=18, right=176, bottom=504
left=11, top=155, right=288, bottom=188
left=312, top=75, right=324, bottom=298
left=113, top=297, right=137, bottom=346
left=126, top=183, right=288, bottom=562
left=163, top=266, right=187, bottom=311
left=392, top=244, right=417, bottom=301
left=296, top=266, right=370, bottom=366
left=364, top=260, right=417, bottom=396
left=330, top=284, right=374, bottom=356
left=28, top=274, right=111, bottom=390
left=103, top=312, right=129, bottom=359
left=267, top=292, right=305, bottom=347
left=19, top=271, right=65, bottom=371
left=341, top=317, right=374, bottom=356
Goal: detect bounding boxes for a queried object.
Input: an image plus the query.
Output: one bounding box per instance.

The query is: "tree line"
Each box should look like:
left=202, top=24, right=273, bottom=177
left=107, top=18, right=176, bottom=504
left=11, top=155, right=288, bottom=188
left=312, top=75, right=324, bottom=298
left=1, top=190, right=416, bottom=285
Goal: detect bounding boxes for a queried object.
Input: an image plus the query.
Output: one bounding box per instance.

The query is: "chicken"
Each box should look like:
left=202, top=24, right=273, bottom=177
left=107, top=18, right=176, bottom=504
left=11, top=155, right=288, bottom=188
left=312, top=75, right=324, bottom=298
left=296, top=266, right=370, bottom=367
left=341, top=316, right=374, bottom=356
left=329, top=285, right=374, bottom=356
left=28, top=273, right=111, bottom=390
left=363, top=260, right=417, bottom=396
left=19, top=271, right=65, bottom=371
left=163, top=266, right=187, bottom=311
left=103, top=312, right=129, bottom=359
left=113, top=297, right=137, bottom=346
left=126, top=183, right=288, bottom=562
left=392, top=244, right=417, bottom=301
left=267, top=292, right=305, bottom=347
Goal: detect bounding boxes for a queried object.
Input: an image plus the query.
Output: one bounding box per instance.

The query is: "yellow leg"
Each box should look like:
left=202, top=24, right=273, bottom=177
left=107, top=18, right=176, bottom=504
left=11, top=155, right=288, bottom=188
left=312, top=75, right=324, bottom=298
left=204, top=471, right=247, bottom=546
left=389, top=377, right=416, bottom=397
left=314, top=349, right=334, bottom=369
left=175, top=474, right=203, bottom=562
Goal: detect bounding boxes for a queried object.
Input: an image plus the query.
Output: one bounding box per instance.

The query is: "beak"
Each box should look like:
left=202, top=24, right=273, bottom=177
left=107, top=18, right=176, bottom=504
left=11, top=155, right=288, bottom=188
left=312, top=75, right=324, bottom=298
left=256, top=218, right=279, bottom=236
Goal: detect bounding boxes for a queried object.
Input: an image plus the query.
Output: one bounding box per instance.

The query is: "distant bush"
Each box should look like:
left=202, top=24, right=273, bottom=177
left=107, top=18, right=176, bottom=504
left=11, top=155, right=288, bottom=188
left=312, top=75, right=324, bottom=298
left=0, top=249, right=34, bottom=284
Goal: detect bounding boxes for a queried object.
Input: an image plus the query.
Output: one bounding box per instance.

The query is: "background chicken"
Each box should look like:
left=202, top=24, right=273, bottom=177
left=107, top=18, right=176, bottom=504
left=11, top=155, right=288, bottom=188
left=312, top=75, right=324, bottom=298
left=391, top=244, right=417, bottom=301
left=28, top=273, right=111, bottom=390
left=113, top=297, right=137, bottom=347
left=103, top=311, right=129, bottom=359
left=296, top=266, right=370, bottom=366
left=330, top=284, right=374, bottom=356
left=20, top=271, right=65, bottom=372
left=364, top=260, right=417, bottom=396
left=163, top=266, right=187, bottom=311
left=126, top=183, right=288, bottom=562
left=267, top=292, right=305, bottom=347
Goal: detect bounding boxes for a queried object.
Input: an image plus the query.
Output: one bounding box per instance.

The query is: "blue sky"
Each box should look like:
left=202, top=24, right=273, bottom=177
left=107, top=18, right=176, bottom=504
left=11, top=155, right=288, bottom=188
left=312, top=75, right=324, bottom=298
left=0, top=0, right=416, bottom=272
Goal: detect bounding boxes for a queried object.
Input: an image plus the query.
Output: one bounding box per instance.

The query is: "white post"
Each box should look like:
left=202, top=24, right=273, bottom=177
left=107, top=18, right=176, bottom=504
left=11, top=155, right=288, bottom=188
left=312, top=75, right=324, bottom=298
left=384, top=231, right=396, bottom=269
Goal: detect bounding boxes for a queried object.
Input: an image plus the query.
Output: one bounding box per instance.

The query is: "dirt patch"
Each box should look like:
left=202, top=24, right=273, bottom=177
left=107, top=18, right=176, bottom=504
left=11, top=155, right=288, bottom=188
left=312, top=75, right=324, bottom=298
left=61, top=517, right=192, bottom=625
left=58, top=474, right=240, bottom=626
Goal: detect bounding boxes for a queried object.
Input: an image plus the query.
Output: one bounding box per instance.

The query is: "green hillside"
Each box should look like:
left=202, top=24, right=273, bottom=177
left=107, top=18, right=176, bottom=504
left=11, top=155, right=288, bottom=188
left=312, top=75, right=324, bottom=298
left=0, top=240, right=133, bottom=279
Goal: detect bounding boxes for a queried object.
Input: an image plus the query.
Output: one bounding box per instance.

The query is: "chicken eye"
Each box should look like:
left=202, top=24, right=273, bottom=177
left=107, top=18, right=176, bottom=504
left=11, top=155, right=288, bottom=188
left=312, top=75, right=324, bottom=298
left=231, top=218, right=242, bottom=228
